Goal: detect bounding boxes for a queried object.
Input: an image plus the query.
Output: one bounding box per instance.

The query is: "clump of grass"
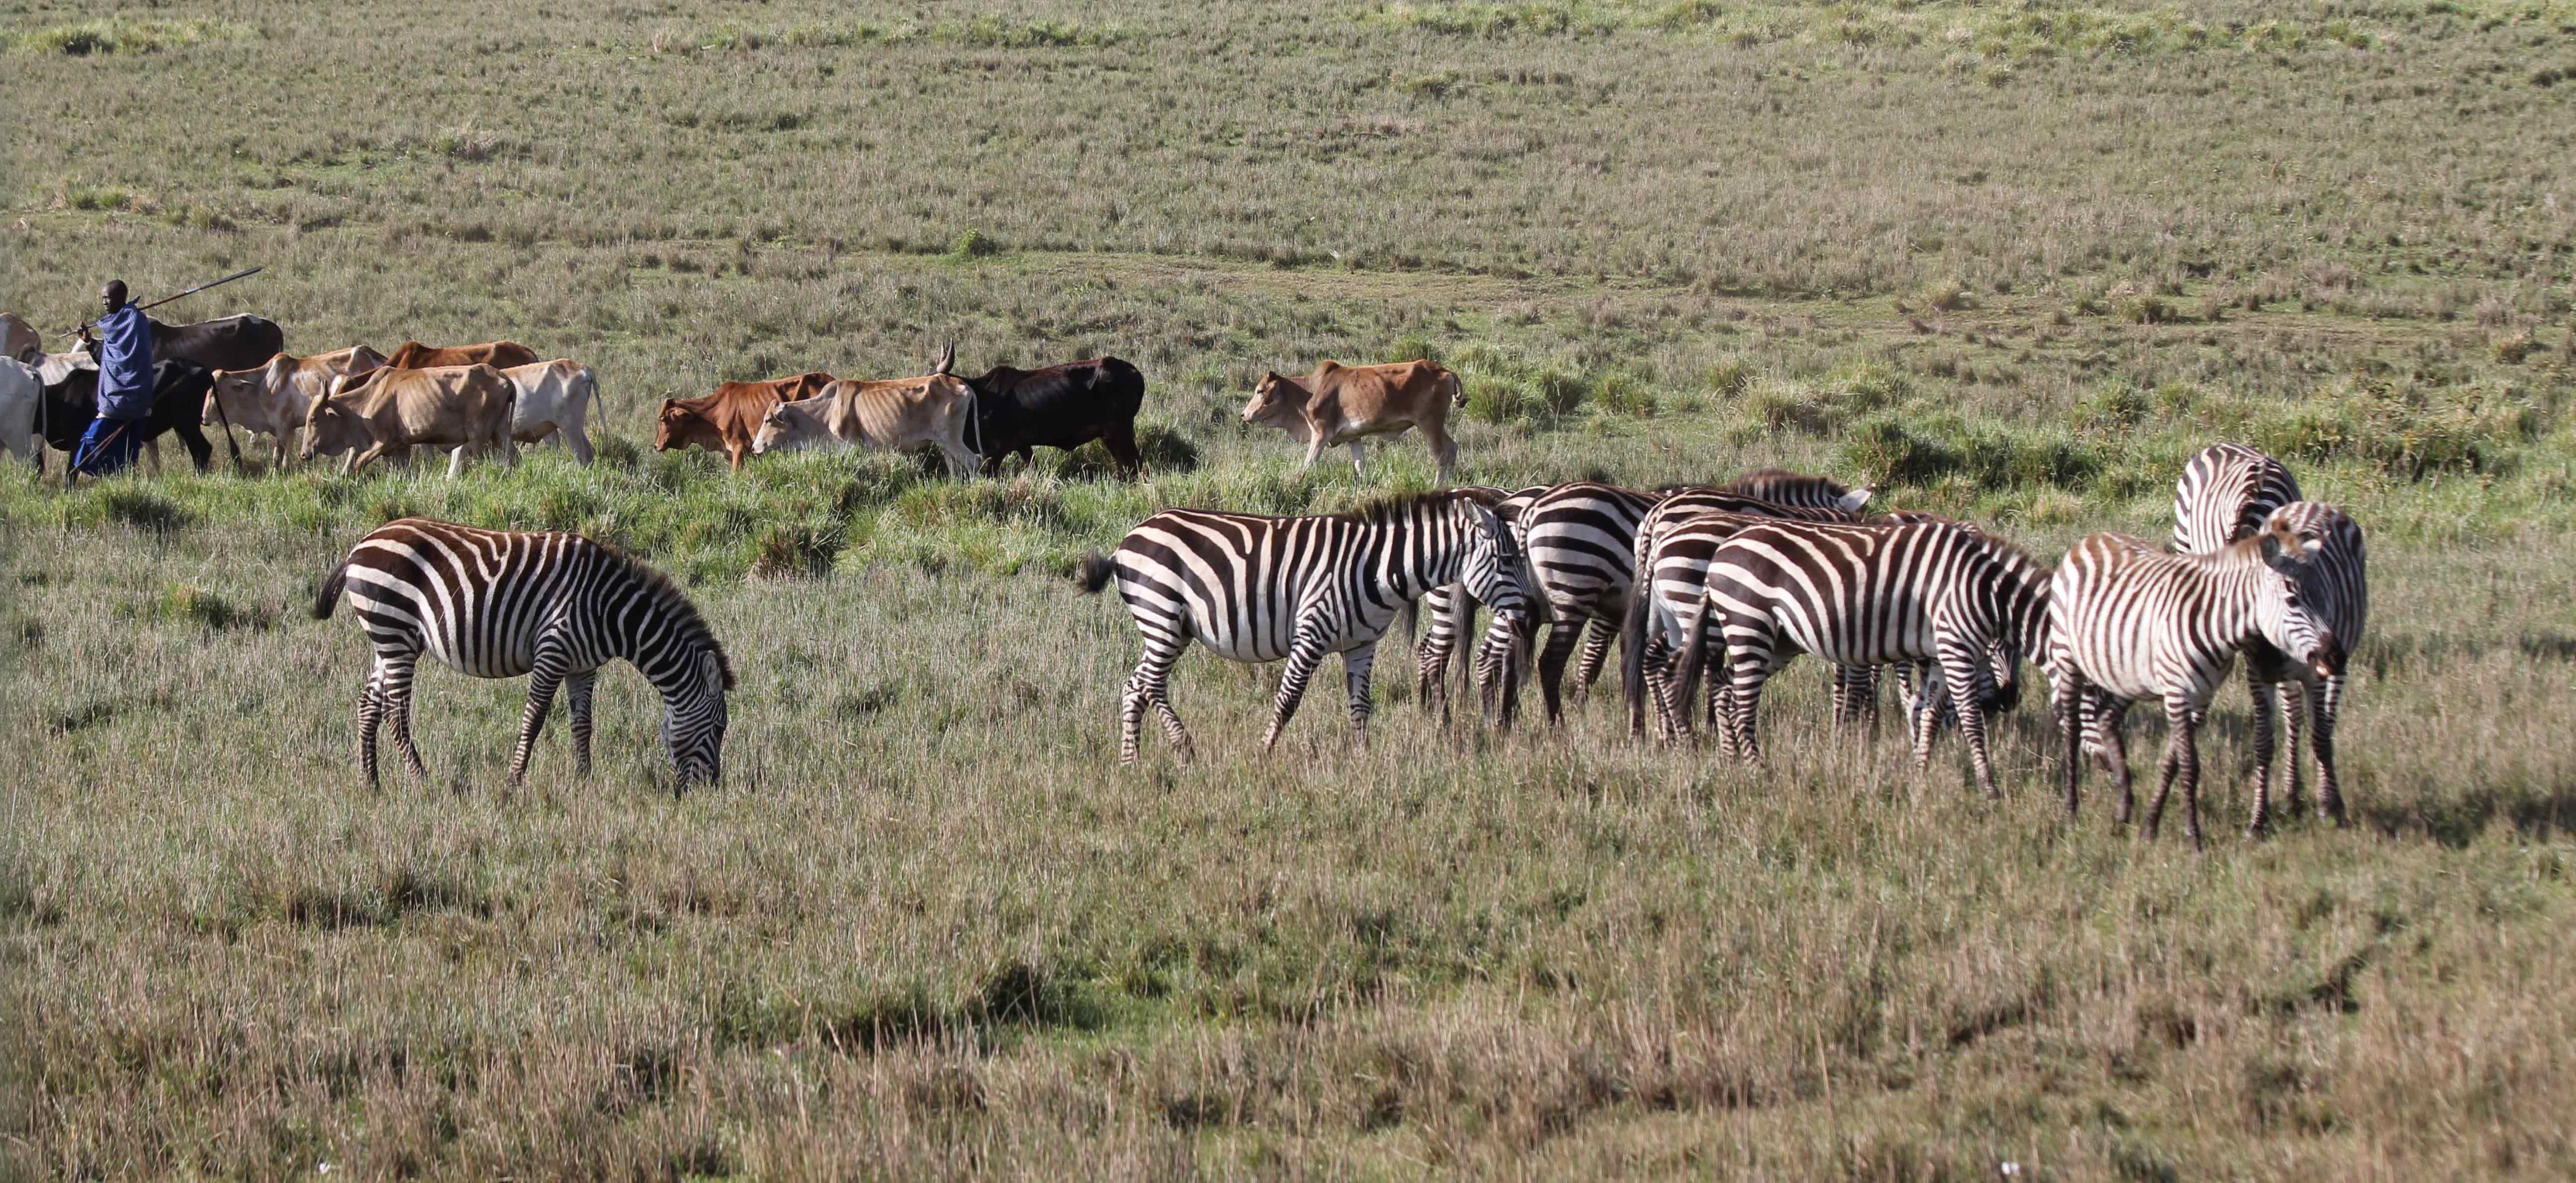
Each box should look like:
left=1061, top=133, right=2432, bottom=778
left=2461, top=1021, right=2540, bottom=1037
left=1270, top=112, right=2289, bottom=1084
left=6, top=17, right=248, bottom=55
left=142, top=584, right=268, bottom=632
left=748, top=524, right=843, bottom=580
left=952, top=229, right=1001, bottom=260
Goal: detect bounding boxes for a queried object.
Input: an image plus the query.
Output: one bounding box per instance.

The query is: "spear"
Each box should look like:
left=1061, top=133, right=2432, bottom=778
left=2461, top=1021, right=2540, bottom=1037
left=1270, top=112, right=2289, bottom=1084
left=59, top=266, right=264, bottom=337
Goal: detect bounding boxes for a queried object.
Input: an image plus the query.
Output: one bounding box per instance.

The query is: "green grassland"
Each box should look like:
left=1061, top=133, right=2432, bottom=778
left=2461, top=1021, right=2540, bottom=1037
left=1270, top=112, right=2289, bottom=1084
left=3, top=0, right=2576, bottom=1177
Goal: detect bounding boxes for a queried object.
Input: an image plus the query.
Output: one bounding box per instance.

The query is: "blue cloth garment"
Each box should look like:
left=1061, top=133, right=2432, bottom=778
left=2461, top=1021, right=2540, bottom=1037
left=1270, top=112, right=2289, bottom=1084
left=91, top=302, right=154, bottom=420
left=73, top=415, right=146, bottom=476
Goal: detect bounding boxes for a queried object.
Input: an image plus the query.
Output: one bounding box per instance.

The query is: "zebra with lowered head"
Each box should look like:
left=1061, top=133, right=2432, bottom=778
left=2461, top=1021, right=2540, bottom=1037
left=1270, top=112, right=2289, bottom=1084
left=2047, top=503, right=2351, bottom=847
left=1410, top=485, right=1547, bottom=721
left=2168, top=445, right=2364, bottom=828
left=314, top=517, right=736, bottom=789
left=1079, top=490, right=1534, bottom=762
left=1671, top=518, right=2050, bottom=797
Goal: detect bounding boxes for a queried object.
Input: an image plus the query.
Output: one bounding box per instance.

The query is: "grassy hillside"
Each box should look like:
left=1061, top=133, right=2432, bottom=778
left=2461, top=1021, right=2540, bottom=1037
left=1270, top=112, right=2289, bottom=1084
left=3, top=0, right=2575, bottom=1178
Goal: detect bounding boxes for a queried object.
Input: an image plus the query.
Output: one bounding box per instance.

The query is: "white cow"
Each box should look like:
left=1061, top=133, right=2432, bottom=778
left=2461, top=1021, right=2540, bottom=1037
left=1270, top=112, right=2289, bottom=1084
left=0, top=357, right=40, bottom=467
left=482, top=359, right=601, bottom=463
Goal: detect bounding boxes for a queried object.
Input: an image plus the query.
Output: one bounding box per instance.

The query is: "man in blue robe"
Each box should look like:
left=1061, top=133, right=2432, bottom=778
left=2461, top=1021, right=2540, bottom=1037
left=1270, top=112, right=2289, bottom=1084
left=74, top=280, right=154, bottom=477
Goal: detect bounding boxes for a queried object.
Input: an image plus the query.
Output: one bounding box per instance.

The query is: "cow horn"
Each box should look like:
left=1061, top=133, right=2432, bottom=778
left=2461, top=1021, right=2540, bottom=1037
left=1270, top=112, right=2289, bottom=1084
left=936, top=344, right=955, bottom=376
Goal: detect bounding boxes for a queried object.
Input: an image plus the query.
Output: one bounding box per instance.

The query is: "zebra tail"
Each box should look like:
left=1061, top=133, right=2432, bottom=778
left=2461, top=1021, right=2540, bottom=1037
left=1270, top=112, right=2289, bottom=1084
left=1075, top=552, right=1117, bottom=594
left=1620, top=574, right=1651, bottom=732
left=1400, top=598, right=1419, bottom=647
left=313, top=559, right=350, bottom=620
left=1671, top=601, right=1710, bottom=735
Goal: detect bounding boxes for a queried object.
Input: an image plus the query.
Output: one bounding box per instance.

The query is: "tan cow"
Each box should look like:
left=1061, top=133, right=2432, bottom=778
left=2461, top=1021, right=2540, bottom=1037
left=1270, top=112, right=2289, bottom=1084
left=1241, top=359, right=1466, bottom=480
left=656, top=372, right=836, bottom=470
left=747, top=372, right=981, bottom=477
left=338, top=340, right=540, bottom=395
left=204, top=346, right=389, bottom=466
left=300, top=364, right=518, bottom=477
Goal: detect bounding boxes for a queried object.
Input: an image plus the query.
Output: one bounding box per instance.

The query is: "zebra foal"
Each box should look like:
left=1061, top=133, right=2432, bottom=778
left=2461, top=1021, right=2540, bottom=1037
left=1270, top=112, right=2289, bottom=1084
left=313, top=517, right=736, bottom=789
left=2046, top=504, right=2348, bottom=847
left=1079, top=491, right=1534, bottom=763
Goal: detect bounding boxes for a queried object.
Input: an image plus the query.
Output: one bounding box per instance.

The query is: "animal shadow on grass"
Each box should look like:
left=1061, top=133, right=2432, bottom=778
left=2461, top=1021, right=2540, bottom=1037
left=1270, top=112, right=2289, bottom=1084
left=2362, top=780, right=2576, bottom=848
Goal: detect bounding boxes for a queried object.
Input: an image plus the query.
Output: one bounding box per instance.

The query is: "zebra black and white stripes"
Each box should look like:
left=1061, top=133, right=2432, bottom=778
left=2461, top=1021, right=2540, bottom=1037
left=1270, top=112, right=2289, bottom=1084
left=1492, top=481, right=1661, bottom=725
left=1079, top=491, right=1534, bottom=762
left=2169, top=446, right=2364, bottom=830
left=313, top=517, right=736, bottom=788
left=1674, top=519, right=2050, bottom=796
left=2046, top=507, right=2346, bottom=846
left=2172, top=443, right=2302, bottom=552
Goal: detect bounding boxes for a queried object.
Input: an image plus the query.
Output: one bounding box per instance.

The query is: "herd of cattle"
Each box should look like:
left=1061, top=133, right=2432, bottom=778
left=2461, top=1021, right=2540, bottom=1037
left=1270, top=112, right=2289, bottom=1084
left=1, top=308, right=1471, bottom=481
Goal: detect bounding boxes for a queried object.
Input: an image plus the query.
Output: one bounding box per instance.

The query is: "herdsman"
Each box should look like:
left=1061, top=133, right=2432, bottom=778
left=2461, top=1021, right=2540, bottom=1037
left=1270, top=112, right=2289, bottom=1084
left=74, top=279, right=153, bottom=476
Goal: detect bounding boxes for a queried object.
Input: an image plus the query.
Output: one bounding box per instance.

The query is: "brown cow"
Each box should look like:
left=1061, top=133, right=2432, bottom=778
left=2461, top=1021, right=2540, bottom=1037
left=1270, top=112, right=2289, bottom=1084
left=655, top=372, right=835, bottom=470
left=1241, top=359, right=1466, bottom=481
left=205, top=346, right=389, bottom=465
left=748, top=373, right=981, bottom=477
left=338, top=340, right=540, bottom=395
left=300, top=364, right=518, bottom=477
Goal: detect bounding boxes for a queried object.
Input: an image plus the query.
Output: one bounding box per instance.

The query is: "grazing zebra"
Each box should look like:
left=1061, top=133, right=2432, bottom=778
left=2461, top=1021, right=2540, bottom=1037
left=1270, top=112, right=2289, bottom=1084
left=2046, top=505, right=2347, bottom=847
left=313, top=518, right=736, bottom=789
left=2168, top=448, right=2363, bottom=828
left=1670, top=520, right=2050, bottom=796
left=1619, top=493, right=1873, bottom=736
left=2172, top=443, right=2302, bottom=553
left=1485, top=481, right=1661, bottom=725
left=1411, top=485, right=1547, bottom=720
left=1726, top=467, right=1874, bottom=513
left=1078, top=491, right=1534, bottom=762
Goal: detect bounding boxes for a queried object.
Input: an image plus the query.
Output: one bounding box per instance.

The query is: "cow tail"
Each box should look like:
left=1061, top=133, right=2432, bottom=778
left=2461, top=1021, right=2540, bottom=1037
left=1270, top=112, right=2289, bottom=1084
left=1076, top=552, right=1117, bottom=595
left=1440, top=368, right=1466, bottom=410
left=578, top=367, right=603, bottom=430
left=313, top=560, right=350, bottom=620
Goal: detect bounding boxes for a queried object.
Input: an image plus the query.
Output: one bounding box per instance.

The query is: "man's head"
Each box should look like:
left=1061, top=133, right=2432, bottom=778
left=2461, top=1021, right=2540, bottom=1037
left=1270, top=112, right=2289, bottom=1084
left=101, top=280, right=128, bottom=314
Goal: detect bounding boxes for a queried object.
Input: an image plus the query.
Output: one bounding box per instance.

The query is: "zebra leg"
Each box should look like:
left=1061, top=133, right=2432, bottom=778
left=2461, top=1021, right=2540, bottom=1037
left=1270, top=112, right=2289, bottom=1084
left=1535, top=620, right=1583, bottom=725
left=1934, top=648, right=2002, bottom=800
left=2312, top=676, right=2348, bottom=827
left=1568, top=619, right=1615, bottom=705
left=2245, top=674, right=2282, bottom=838
left=1120, top=638, right=1190, bottom=764
left=1830, top=665, right=1876, bottom=733
left=1911, top=673, right=1944, bottom=771
left=2173, top=698, right=2206, bottom=850
left=1262, top=627, right=1334, bottom=751
left=2278, top=680, right=2310, bottom=820
left=1724, top=656, right=1772, bottom=767
left=379, top=653, right=431, bottom=782
left=507, top=658, right=568, bottom=786
left=567, top=670, right=597, bottom=777
left=356, top=663, right=389, bottom=789
left=2052, top=669, right=2083, bottom=819
left=1342, top=641, right=1380, bottom=739
left=2100, top=695, right=2137, bottom=825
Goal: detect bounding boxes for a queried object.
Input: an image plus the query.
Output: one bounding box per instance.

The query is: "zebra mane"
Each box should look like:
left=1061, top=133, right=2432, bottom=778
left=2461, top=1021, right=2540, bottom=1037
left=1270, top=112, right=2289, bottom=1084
left=594, top=539, right=739, bottom=690
left=1339, top=489, right=1488, bottom=526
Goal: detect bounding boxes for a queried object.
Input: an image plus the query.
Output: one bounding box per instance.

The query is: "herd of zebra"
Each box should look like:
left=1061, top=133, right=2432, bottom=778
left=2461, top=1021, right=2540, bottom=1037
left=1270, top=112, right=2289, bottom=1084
left=309, top=442, right=2360, bottom=848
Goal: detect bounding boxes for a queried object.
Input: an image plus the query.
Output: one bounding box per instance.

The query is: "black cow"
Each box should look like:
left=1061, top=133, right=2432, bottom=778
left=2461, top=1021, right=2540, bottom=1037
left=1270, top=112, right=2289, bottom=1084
left=936, top=347, right=1147, bottom=477
left=151, top=314, right=286, bottom=373
left=40, top=359, right=217, bottom=476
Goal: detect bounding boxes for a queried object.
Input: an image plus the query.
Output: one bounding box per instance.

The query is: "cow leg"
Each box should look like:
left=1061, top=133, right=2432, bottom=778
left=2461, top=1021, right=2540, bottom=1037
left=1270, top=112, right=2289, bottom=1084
left=940, top=439, right=980, bottom=480
left=1299, top=432, right=1327, bottom=470
left=564, top=423, right=594, bottom=465
left=446, top=444, right=470, bottom=479
left=1346, top=440, right=1367, bottom=476
left=172, top=419, right=213, bottom=473
left=348, top=444, right=390, bottom=477
left=1105, top=423, right=1142, bottom=478
left=567, top=670, right=597, bottom=777
left=1423, top=421, right=1459, bottom=483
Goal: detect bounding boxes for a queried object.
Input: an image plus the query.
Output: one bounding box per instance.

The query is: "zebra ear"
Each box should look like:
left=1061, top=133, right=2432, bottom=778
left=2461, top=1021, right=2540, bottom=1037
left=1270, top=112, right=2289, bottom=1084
left=700, top=649, right=733, bottom=692
left=1839, top=488, right=1874, bottom=512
